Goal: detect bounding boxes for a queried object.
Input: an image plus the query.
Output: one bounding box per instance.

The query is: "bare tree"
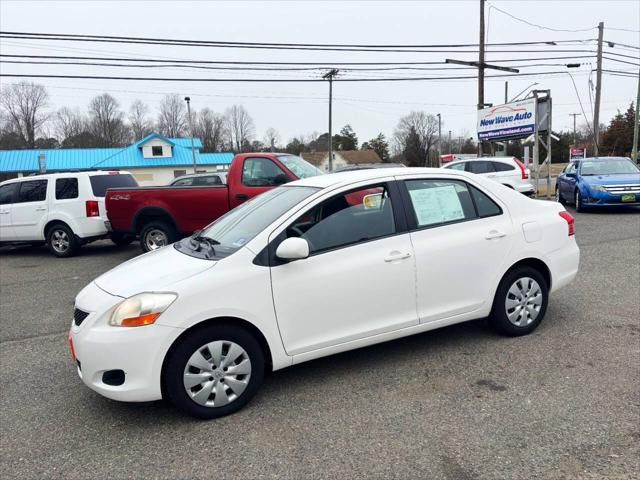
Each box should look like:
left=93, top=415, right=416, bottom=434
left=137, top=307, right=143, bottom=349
left=194, top=108, right=225, bottom=152
left=0, top=81, right=49, bottom=148
left=263, top=127, right=281, bottom=152
left=157, top=94, right=186, bottom=137
left=393, top=111, right=439, bottom=167
left=224, top=105, right=255, bottom=152
left=88, top=93, right=129, bottom=146
left=53, top=107, right=85, bottom=141
left=128, top=100, right=154, bottom=140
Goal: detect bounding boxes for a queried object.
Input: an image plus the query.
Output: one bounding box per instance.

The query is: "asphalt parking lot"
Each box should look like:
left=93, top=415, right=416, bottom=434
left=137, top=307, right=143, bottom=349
left=1, top=205, right=639, bottom=480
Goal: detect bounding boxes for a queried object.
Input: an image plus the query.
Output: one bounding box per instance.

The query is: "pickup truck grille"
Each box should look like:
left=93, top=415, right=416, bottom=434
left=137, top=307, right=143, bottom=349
left=74, top=308, right=90, bottom=326
left=603, top=184, right=640, bottom=195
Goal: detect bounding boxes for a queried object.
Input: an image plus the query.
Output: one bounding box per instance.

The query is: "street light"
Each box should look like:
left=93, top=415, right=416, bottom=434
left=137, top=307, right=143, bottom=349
left=509, top=82, right=539, bottom=103
left=184, top=96, right=197, bottom=174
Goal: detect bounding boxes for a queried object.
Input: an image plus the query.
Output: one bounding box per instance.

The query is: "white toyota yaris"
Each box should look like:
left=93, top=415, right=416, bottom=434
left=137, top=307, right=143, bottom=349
left=69, top=168, right=579, bottom=419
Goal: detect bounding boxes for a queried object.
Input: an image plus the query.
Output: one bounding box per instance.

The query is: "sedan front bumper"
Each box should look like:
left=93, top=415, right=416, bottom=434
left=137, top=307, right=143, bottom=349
left=70, top=282, right=183, bottom=402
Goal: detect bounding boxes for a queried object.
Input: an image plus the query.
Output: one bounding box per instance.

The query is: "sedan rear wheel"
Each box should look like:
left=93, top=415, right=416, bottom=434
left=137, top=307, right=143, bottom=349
left=489, top=266, right=548, bottom=336
left=164, top=324, right=264, bottom=419
left=555, top=186, right=565, bottom=204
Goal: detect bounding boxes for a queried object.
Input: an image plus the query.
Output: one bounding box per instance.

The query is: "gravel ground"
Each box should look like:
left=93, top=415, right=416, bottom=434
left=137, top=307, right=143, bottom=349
left=1, top=205, right=639, bottom=479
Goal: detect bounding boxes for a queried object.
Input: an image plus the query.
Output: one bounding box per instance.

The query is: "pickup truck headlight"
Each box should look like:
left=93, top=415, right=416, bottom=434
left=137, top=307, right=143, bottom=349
left=109, top=292, right=177, bottom=327
left=589, top=184, right=608, bottom=193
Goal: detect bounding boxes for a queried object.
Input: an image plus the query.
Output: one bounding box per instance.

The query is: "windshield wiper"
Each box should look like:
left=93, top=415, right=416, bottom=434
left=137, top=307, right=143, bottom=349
left=187, top=234, right=220, bottom=258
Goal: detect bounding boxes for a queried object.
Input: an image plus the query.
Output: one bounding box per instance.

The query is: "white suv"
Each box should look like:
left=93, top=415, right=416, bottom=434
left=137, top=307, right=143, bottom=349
left=0, top=171, right=138, bottom=257
left=443, top=157, right=534, bottom=195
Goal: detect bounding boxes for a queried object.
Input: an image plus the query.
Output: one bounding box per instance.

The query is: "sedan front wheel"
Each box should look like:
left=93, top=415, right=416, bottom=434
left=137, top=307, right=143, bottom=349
left=164, top=324, right=265, bottom=419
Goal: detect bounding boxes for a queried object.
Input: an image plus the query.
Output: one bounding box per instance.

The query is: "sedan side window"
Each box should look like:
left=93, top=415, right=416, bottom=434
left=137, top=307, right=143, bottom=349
left=286, top=184, right=396, bottom=254
left=447, top=162, right=466, bottom=171
left=404, top=179, right=477, bottom=228
left=16, top=179, right=48, bottom=203
left=0, top=183, right=18, bottom=205
left=242, top=158, right=289, bottom=187
left=565, top=163, right=577, bottom=174
left=194, top=175, right=222, bottom=186
left=173, top=178, right=194, bottom=186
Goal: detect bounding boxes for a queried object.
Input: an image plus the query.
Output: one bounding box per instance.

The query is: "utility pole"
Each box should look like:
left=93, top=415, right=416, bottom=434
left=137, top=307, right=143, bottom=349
left=478, top=0, right=485, bottom=157
left=504, top=81, right=508, bottom=103
left=632, top=68, right=640, bottom=163
left=436, top=113, right=442, bottom=167
left=569, top=113, right=580, bottom=145
left=593, top=21, right=604, bottom=156
left=184, top=96, right=197, bottom=174
left=322, top=69, right=339, bottom=171
left=448, top=130, right=452, bottom=154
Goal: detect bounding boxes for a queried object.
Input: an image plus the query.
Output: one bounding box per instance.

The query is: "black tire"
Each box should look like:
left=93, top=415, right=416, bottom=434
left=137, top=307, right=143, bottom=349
left=574, top=189, right=584, bottom=212
left=164, top=324, right=265, bottom=419
left=139, top=221, right=176, bottom=253
left=110, top=233, right=135, bottom=247
left=488, top=266, right=549, bottom=337
left=555, top=186, right=566, bottom=204
left=46, top=223, right=79, bottom=258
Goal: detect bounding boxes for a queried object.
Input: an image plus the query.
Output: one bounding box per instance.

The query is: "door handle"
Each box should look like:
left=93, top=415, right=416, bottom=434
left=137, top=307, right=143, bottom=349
left=35, top=207, right=47, bottom=212
left=485, top=230, right=506, bottom=240
left=0, top=211, right=9, bottom=215
left=384, top=251, right=412, bottom=262
left=236, top=194, right=248, bottom=200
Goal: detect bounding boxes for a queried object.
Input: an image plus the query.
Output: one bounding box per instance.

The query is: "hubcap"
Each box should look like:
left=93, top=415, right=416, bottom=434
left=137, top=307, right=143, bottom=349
left=51, top=230, right=69, bottom=253
left=575, top=191, right=580, bottom=206
left=145, top=229, right=168, bottom=250
left=555, top=187, right=560, bottom=202
left=505, top=277, right=543, bottom=327
left=183, top=340, right=252, bottom=408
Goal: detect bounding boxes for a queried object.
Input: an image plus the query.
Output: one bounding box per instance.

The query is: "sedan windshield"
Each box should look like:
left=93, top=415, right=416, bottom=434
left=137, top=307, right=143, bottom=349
left=277, top=155, right=323, bottom=179
left=192, top=186, right=319, bottom=258
left=581, top=159, right=640, bottom=176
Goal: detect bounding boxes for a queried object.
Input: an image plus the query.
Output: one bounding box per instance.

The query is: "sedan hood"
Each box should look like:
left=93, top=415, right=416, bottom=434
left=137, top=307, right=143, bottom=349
left=583, top=173, right=640, bottom=185
left=94, top=245, right=216, bottom=298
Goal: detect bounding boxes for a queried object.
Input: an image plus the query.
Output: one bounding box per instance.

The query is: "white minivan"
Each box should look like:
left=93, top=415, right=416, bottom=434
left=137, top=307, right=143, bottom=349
left=0, top=171, right=138, bottom=257
left=443, top=157, right=534, bottom=195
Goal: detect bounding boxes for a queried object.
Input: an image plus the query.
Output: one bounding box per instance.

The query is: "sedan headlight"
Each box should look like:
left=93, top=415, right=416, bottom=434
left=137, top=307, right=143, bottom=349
left=109, top=292, right=177, bottom=327
left=589, top=184, right=608, bottom=193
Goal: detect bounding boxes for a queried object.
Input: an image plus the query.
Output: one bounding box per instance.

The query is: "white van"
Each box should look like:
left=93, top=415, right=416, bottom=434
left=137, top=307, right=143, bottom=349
left=0, top=171, right=138, bottom=257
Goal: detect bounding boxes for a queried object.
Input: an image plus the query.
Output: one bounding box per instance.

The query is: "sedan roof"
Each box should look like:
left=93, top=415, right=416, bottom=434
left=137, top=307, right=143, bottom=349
left=291, top=167, right=470, bottom=189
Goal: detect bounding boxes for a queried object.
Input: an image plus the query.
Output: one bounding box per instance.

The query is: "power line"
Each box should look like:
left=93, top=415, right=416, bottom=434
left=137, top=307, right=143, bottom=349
left=0, top=58, right=606, bottom=73
left=0, top=70, right=604, bottom=82
left=0, top=53, right=599, bottom=66
left=0, top=30, right=596, bottom=49
left=487, top=3, right=596, bottom=33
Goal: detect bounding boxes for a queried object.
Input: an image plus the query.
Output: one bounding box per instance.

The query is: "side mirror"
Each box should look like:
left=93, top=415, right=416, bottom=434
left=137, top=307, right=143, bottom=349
left=565, top=172, right=576, bottom=178
left=276, top=237, right=309, bottom=260
left=273, top=174, right=290, bottom=185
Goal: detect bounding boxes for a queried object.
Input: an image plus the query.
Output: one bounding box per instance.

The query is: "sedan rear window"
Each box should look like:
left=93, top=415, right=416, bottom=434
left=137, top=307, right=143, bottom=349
left=90, top=173, right=138, bottom=197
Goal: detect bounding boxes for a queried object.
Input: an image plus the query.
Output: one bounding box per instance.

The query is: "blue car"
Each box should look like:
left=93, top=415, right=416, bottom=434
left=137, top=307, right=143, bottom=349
left=555, top=157, right=640, bottom=211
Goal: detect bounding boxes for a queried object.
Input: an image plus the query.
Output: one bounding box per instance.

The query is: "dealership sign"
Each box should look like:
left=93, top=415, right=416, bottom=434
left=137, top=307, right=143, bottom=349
left=477, top=98, right=537, bottom=141
left=569, top=147, right=585, bottom=160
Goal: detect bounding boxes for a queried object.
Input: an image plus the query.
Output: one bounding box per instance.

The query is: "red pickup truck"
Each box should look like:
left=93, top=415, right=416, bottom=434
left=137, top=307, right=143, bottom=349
left=105, top=153, right=323, bottom=252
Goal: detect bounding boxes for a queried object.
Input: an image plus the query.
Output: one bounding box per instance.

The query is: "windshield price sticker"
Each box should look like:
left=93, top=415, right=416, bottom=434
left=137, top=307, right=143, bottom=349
left=409, top=185, right=465, bottom=227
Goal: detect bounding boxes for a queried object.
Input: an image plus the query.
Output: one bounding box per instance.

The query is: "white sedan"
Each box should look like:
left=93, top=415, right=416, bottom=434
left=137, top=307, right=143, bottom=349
left=69, top=168, right=579, bottom=419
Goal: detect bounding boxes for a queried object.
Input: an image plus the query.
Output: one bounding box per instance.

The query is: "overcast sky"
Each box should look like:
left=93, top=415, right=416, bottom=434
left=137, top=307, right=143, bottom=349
left=1, top=0, right=638, bottom=147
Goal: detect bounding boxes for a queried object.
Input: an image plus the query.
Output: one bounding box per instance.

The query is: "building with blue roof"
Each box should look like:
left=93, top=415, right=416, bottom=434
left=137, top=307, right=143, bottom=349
left=0, top=133, right=233, bottom=185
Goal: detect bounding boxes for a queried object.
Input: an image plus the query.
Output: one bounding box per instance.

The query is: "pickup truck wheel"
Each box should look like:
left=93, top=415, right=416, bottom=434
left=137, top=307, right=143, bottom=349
left=47, top=224, right=79, bottom=258
left=164, top=324, right=265, bottom=419
left=110, top=233, right=134, bottom=247
left=140, top=221, right=176, bottom=252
